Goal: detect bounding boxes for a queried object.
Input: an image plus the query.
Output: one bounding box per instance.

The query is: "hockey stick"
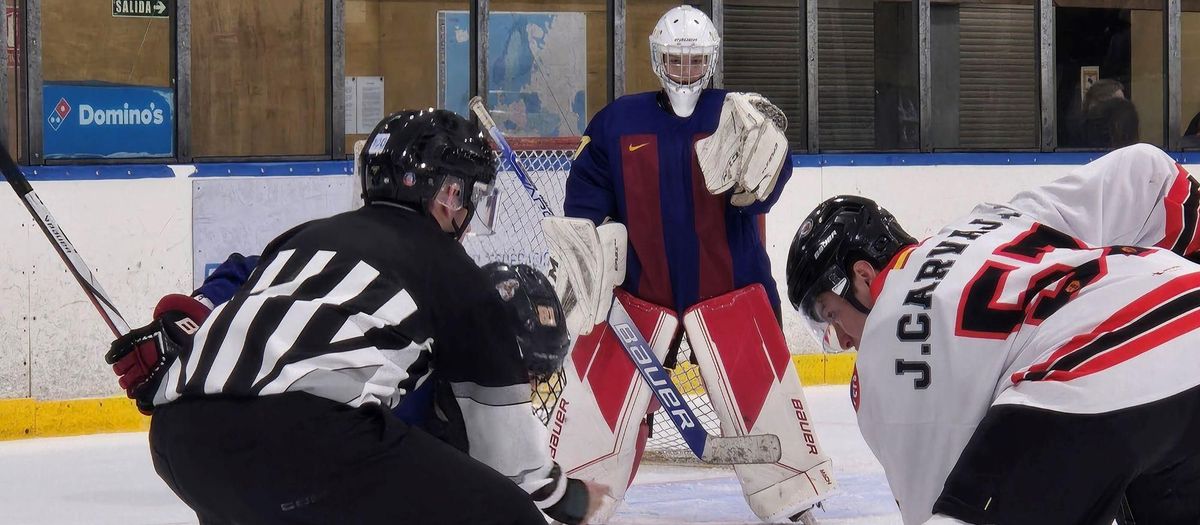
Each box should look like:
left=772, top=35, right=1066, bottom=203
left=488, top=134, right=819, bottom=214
left=469, top=97, right=555, bottom=218
left=468, top=97, right=781, bottom=464
left=0, top=142, right=131, bottom=337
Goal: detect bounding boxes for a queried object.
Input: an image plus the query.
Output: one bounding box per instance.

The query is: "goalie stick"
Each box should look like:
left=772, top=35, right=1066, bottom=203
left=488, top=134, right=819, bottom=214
left=0, top=142, right=131, bottom=337
left=468, top=96, right=782, bottom=465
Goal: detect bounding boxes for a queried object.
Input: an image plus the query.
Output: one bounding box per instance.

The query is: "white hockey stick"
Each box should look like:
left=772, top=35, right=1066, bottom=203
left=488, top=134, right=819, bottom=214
left=468, top=97, right=781, bottom=464
left=0, top=142, right=131, bottom=337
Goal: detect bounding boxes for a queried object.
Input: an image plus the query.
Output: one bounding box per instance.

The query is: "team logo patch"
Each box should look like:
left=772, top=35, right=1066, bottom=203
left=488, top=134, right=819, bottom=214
left=798, top=218, right=813, bottom=238
left=571, top=136, right=591, bottom=160
left=849, top=366, right=860, bottom=412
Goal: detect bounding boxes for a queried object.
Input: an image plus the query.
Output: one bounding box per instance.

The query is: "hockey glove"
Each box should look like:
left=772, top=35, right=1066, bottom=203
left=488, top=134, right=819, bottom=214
left=106, top=294, right=210, bottom=414
left=696, top=92, right=789, bottom=205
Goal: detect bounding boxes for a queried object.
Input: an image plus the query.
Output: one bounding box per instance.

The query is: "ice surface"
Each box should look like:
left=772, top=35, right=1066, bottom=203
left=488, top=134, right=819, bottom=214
left=0, top=386, right=900, bottom=524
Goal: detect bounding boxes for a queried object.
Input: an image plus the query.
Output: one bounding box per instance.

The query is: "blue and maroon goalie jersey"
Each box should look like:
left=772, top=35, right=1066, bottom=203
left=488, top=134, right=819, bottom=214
left=564, top=89, right=793, bottom=316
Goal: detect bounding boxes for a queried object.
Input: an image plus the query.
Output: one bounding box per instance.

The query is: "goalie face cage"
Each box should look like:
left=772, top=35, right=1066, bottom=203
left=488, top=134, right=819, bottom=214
left=459, top=137, right=721, bottom=462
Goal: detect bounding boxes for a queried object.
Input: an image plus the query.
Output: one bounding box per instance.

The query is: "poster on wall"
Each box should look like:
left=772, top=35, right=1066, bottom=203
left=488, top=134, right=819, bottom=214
left=344, top=76, right=385, bottom=134
left=6, top=5, right=18, bottom=67
left=42, top=82, right=174, bottom=159
left=1080, top=65, right=1100, bottom=103
left=437, top=11, right=587, bottom=137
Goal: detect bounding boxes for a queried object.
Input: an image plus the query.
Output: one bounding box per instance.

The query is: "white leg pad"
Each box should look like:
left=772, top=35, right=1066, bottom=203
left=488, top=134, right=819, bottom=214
left=683, top=285, right=837, bottom=522
left=548, top=290, right=679, bottom=523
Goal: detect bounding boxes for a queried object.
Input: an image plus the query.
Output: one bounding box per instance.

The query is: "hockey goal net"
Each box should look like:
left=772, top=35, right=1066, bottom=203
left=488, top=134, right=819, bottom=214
left=460, top=136, right=722, bottom=461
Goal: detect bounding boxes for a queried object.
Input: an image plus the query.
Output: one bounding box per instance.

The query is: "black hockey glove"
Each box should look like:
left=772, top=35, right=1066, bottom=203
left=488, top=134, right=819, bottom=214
left=106, top=294, right=210, bottom=414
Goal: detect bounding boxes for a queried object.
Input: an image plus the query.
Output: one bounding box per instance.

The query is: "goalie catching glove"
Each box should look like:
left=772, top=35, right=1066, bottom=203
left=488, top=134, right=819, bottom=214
left=696, top=92, right=789, bottom=206
left=106, top=294, right=210, bottom=414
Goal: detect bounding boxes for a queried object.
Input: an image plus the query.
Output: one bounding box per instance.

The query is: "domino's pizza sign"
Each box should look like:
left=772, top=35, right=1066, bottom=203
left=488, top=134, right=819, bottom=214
left=43, top=82, right=174, bottom=159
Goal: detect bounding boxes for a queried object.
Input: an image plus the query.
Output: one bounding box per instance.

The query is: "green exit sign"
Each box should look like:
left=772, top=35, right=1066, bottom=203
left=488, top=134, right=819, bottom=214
left=112, top=0, right=168, bottom=18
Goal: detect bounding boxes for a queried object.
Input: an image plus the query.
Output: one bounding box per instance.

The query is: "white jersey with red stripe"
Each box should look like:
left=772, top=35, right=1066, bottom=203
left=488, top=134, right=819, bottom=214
left=853, top=144, right=1200, bottom=525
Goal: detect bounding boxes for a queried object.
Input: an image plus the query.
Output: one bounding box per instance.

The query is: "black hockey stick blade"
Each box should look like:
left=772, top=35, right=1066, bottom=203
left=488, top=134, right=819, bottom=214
left=0, top=142, right=130, bottom=337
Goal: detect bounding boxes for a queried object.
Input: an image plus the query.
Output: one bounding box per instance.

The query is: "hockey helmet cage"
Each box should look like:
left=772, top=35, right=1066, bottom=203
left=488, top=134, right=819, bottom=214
left=483, top=262, right=570, bottom=382
left=650, top=5, right=720, bottom=118
left=786, top=196, right=915, bottom=349
left=359, top=109, right=499, bottom=236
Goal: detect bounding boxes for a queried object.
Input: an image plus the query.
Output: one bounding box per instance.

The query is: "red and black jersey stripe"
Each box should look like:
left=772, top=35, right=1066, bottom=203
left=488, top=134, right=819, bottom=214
left=1013, top=272, right=1200, bottom=383
left=1157, top=165, right=1200, bottom=257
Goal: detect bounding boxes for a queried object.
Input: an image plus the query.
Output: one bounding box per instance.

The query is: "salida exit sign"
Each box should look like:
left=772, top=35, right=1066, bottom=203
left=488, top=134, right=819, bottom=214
left=112, top=0, right=169, bottom=18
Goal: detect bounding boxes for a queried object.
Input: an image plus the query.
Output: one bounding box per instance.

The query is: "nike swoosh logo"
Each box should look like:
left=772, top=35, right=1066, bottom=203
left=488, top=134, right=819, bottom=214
left=628, top=143, right=650, bottom=152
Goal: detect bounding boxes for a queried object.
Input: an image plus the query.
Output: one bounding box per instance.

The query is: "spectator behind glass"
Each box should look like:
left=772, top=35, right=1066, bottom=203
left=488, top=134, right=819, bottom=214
left=1083, top=79, right=1125, bottom=115
left=1083, top=97, right=1139, bottom=149
left=1181, top=112, right=1200, bottom=149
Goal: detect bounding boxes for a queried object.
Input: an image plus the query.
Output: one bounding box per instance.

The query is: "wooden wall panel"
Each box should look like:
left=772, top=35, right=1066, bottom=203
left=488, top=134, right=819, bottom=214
left=627, top=0, right=682, bottom=95
left=345, top=1, right=466, bottom=152
left=191, top=0, right=327, bottom=157
left=491, top=0, right=607, bottom=128
left=41, top=0, right=171, bottom=86
left=1131, top=9, right=1163, bottom=146
left=346, top=0, right=605, bottom=148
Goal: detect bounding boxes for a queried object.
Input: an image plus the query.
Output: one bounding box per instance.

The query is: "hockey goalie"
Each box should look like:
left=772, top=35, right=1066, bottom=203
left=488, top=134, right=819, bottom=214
left=539, top=5, right=836, bottom=523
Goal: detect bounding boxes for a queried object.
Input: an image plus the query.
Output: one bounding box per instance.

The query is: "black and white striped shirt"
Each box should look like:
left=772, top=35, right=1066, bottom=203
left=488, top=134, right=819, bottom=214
left=157, top=204, right=569, bottom=510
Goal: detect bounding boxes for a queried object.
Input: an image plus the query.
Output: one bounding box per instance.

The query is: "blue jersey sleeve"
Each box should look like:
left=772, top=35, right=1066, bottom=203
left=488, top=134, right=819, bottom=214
left=193, top=253, right=260, bottom=306
left=564, top=112, right=618, bottom=225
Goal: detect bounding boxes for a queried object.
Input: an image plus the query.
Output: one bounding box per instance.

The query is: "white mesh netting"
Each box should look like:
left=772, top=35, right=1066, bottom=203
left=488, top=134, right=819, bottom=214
left=459, top=137, right=720, bottom=460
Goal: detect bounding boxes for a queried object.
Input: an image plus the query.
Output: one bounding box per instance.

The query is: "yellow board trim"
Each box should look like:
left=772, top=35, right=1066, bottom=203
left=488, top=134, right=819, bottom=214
left=0, top=354, right=855, bottom=442
left=0, top=396, right=149, bottom=441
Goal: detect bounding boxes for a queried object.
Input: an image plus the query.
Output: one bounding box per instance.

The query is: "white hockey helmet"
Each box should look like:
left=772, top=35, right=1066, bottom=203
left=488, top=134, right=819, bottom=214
left=650, top=5, right=721, bottom=118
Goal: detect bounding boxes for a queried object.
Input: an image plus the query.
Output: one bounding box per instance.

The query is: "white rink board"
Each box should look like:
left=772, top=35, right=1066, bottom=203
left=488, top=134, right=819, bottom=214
left=191, top=175, right=356, bottom=290
left=0, top=160, right=1191, bottom=401
left=0, top=177, right=193, bottom=400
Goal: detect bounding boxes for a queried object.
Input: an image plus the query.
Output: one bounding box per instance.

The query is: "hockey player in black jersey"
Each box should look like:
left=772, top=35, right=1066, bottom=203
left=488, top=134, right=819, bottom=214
left=109, top=109, right=608, bottom=524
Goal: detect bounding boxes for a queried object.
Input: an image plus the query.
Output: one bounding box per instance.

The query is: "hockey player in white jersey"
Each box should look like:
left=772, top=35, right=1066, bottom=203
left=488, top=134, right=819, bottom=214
left=787, top=143, right=1200, bottom=525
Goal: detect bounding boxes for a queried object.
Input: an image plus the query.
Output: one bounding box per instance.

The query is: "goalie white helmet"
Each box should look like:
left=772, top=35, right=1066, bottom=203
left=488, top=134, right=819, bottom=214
left=650, top=5, right=720, bottom=118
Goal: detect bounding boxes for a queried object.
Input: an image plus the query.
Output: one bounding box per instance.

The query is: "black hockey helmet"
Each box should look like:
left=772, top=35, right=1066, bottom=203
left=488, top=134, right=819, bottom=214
left=786, top=196, right=915, bottom=346
left=483, top=262, right=570, bottom=382
left=359, top=109, right=499, bottom=238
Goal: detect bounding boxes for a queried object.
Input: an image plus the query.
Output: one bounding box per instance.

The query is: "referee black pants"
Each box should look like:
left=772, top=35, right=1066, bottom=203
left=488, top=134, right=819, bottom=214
left=149, top=392, right=546, bottom=525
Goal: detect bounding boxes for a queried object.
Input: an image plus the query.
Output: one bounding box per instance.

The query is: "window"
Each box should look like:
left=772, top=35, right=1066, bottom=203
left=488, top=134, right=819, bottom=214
left=191, top=1, right=328, bottom=158
left=1056, top=0, right=1163, bottom=150
left=486, top=0, right=608, bottom=137
left=344, top=0, right=468, bottom=153
left=4, top=0, right=20, bottom=161
left=930, top=0, right=1039, bottom=150
left=41, top=0, right=172, bottom=160
left=1178, top=1, right=1200, bottom=149
left=722, top=0, right=807, bottom=150
left=818, top=0, right=918, bottom=151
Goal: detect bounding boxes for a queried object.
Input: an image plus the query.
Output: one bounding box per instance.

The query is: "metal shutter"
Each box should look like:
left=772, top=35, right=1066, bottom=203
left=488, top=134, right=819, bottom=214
left=722, top=0, right=807, bottom=148
left=958, top=5, right=1039, bottom=149
left=817, top=1, right=875, bottom=150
